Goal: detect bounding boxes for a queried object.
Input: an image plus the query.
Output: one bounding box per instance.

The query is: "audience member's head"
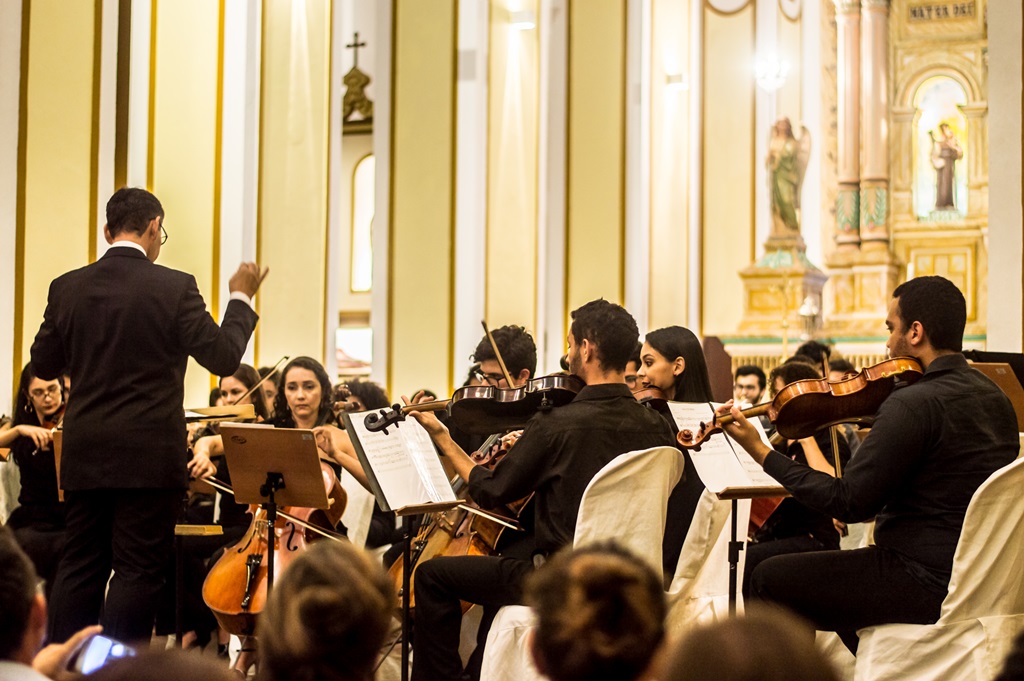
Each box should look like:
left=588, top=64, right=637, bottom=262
left=526, top=543, right=665, bottom=681
left=663, top=606, right=839, bottom=681
left=0, top=526, right=45, bottom=665
left=258, top=540, right=394, bottom=681
left=88, top=650, right=238, bottom=681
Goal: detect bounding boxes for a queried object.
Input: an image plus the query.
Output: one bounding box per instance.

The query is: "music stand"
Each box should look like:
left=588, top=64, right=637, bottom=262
left=221, top=423, right=329, bottom=593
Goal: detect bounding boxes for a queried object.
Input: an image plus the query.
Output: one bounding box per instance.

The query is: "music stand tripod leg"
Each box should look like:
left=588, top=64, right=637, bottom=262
left=401, top=514, right=412, bottom=681
left=260, top=472, right=286, bottom=593
left=728, top=498, right=744, bottom=616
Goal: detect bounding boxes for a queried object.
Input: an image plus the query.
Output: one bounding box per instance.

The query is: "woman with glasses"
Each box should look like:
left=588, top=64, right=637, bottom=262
left=0, top=362, right=68, bottom=594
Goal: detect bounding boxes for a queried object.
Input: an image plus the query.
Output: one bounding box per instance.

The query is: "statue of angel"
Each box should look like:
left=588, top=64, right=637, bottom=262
left=766, top=117, right=811, bottom=241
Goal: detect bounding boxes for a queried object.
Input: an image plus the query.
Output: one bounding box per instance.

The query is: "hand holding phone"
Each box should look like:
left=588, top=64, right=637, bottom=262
left=32, top=624, right=102, bottom=680
left=67, top=633, right=137, bottom=674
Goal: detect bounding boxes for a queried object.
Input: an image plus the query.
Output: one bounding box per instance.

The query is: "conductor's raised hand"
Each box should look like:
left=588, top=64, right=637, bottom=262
left=228, top=262, right=269, bottom=298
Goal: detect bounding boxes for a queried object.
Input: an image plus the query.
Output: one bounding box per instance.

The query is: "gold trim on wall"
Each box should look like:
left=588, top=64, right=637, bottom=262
left=13, top=0, right=31, bottom=393
left=322, top=0, right=336, bottom=366
left=88, top=0, right=102, bottom=264
left=532, top=0, right=541, bottom=337
left=211, top=0, right=226, bottom=320
left=448, top=0, right=460, bottom=394
left=484, top=1, right=493, bottom=324
left=385, top=0, right=398, bottom=398
left=114, top=0, right=131, bottom=189
left=618, top=0, right=626, bottom=305
left=254, top=0, right=267, bottom=364
left=146, top=0, right=157, bottom=190
left=750, top=2, right=757, bottom=265
left=562, top=0, right=573, bottom=346
left=698, top=2, right=705, bottom=336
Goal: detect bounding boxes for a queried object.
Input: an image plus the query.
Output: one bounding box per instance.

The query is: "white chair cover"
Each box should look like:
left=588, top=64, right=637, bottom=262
left=665, top=490, right=749, bottom=638
left=854, top=457, right=1024, bottom=681
left=480, top=446, right=685, bottom=681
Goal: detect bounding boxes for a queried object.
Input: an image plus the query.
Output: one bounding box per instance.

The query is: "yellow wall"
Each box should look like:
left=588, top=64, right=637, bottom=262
left=486, top=0, right=539, bottom=333
left=151, top=0, right=222, bottom=404
left=649, top=0, right=691, bottom=330
left=702, top=4, right=754, bottom=335
left=565, top=0, right=626, bottom=332
left=257, top=0, right=332, bottom=368
left=387, top=0, right=457, bottom=398
left=17, top=0, right=100, bottom=376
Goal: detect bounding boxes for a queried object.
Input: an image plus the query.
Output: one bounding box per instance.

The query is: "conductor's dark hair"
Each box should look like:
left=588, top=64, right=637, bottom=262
left=472, top=325, right=538, bottom=381
left=569, top=300, right=639, bottom=373
left=0, top=526, right=38, bottom=660
left=645, top=326, right=714, bottom=402
left=735, top=365, right=767, bottom=392
left=892, top=275, right=966, bottom=352
left=273, top=357, right=335, bottom=428
left=106, top=187, right=163, bottom=237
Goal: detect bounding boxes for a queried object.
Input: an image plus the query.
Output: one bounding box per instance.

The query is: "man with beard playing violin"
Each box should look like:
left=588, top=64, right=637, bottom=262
left=407, top=299, right=676, bottom=681
left=717, top=276, right=1018, bottom=653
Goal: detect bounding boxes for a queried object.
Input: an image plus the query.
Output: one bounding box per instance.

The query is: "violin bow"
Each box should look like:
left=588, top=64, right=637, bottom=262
left=821, top=353, right=843, bottom=478
left=481, top=321, right=517, bottom=388
left=232, top=355, right=289, bottom=406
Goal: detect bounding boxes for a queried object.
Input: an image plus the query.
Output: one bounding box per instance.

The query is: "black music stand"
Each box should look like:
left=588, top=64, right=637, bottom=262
left=221, top=424, right=329, bottom=593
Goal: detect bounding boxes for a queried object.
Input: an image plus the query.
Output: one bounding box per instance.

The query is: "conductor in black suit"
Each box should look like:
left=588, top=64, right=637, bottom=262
left=30, top=187, right=267, bottom=644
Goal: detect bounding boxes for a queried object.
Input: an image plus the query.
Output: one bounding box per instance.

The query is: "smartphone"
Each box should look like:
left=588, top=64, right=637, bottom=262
left=69, top=634, right=137, bottom=674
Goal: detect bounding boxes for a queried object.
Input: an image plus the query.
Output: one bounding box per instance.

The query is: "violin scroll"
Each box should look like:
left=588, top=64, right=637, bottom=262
left=364, top=404, right=406, bottom=435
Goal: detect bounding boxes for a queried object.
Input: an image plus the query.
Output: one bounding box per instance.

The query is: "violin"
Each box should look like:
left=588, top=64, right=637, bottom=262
left=202, top=460, right=347, bottom=636
left=365, top=373, right=584, bottom=436
left=677, top=356, right=924, bottom=450
left=632, top=386, right=670, bottom=414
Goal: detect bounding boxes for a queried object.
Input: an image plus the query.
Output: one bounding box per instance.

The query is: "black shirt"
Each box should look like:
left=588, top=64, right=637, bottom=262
left=467, top=383, right=677, bottom=554
left=764, top=353, right=1019, bottom=589
left=8, top=435, right=65, bottom=527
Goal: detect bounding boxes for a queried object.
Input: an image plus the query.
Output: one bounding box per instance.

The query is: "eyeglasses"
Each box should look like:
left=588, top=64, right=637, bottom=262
left=29, top=385, right=61, bottom=400
left=159, top=221, right=168, bottom=245
left=475, top=371, right=506, bottom=386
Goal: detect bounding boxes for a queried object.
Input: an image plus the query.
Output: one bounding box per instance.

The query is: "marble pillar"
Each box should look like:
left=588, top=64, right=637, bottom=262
left=859, top=0, right=889, bottom=250
left=834, top=0, right=860, bottom=251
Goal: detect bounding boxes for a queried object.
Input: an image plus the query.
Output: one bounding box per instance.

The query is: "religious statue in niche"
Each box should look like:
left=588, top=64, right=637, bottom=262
left=930, top=123, right=963, bottom=210
left=765, top=117, right=811, bottom=251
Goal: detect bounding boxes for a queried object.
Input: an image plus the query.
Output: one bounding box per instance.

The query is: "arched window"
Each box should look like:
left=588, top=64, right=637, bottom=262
left=350, top=154, right=375, bottom=292
left=912, top=76, right=968, bottom=219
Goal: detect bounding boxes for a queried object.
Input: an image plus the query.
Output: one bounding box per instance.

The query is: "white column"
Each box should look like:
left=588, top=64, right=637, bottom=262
left=126, top=0, right=152, bottom=191
left=623, top=0, right=650, bottom=332
left=833, top=0, right=860, bottom=250
left=370, top=0, right=393, bottom=383
left=800, top=0, right=822, bottom=265
left=536, top=0, right=568, bottom=373
left=858, top=0, right=889, bottom=249
left=95, top=0, right=119, bottom=257
left=0, top=0, right=22, bottom=414
left=987, top=0, right=1023, bottom=351
left=219, top=0, right=260, bottom=366
left=452, top=0, right=489, bottom=387
left=753, top=0, right=779, bottom=258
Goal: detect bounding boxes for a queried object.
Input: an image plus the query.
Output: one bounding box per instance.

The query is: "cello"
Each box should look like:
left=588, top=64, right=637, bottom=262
left=201, top=461, right=347, bottom=636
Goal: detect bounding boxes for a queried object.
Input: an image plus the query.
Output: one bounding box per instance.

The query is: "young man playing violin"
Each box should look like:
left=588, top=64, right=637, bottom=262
left=719, top=275, right=1018, bottom=652
left=407, top=299, right=676, bottom=681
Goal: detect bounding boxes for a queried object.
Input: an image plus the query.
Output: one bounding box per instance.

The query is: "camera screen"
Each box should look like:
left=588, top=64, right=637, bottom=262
left=76, top=635, right=136, bottom=674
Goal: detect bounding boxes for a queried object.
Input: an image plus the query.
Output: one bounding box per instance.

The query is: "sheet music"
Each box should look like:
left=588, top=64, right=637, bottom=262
left=667, top=401, right=784, bottom=495
left=346, top=412, right=457, bottom=511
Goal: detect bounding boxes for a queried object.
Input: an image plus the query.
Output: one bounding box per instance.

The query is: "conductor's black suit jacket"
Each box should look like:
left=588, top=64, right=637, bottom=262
left=30, top=247, right=258, bottom=491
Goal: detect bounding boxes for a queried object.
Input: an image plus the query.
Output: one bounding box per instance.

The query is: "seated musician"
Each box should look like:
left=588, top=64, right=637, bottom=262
left=407, top=299, right=676, bottom=681
left=741, top=361, right=850, bottom=598
left=635, top=326, right=714, bottom=578
left=0, top=363, right=67, bottom=596
left=719, top=276, right=1019, bottom=651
